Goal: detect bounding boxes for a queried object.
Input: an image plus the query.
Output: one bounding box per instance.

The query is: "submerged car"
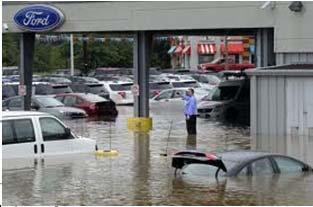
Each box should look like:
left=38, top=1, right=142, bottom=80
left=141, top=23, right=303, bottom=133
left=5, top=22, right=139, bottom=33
left=55, top=93, right=118, bottom=117
left=172, top=150, right=313, bottom=177
left=2, top=111, right=96, bottom=159
left=70, top=83, right=110, bottom=99
left=197, top=78, right=250, bottom=124
left=2, top=96, right=87, bottom=119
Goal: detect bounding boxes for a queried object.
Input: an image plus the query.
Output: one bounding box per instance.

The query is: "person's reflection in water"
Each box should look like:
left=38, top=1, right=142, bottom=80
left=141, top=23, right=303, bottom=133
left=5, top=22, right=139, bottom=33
left=186, top=134, right=197, bottom=150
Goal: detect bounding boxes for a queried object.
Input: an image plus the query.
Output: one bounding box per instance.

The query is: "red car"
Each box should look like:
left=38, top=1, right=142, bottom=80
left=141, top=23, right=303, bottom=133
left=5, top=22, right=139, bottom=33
left=198, top=58, right=255, bottom=72
left=55, top=93, right=118, bottom=117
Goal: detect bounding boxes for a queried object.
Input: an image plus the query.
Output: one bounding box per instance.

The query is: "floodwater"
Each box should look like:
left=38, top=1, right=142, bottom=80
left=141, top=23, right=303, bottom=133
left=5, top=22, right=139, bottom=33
left=2, top=106, right=313, bottom=205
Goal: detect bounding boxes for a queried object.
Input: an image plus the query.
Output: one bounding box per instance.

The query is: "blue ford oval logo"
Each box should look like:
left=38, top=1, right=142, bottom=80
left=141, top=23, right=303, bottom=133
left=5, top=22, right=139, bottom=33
left=14, top=4, right=65, bottom=32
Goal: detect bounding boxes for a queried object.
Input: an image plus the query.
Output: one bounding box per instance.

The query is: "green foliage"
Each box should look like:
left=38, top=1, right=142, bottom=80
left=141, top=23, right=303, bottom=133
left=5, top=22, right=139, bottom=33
left=2, top=34, right=19, bottom=67
left=2, top=34, right=172, bottom=73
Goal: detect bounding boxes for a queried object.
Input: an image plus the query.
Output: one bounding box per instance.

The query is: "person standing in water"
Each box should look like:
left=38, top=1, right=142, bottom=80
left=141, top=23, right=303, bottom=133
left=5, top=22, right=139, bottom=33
left=183, top=88, right=197, bottom=135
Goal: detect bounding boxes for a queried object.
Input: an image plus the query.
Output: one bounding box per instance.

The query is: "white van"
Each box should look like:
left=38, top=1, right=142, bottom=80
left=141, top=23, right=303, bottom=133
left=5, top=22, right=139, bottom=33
left=2, top=111, right=96, bottom=159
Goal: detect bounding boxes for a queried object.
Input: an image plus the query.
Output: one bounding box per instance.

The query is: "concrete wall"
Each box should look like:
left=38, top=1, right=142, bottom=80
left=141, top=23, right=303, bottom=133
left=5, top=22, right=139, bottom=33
left=3, top=1, right=313, bottom=54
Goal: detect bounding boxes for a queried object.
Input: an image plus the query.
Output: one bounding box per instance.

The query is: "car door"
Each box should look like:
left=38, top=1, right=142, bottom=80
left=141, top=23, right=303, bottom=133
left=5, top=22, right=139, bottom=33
left=2, top=118, right=40, bottom=159
left=37, top=116, right=75, bottom=156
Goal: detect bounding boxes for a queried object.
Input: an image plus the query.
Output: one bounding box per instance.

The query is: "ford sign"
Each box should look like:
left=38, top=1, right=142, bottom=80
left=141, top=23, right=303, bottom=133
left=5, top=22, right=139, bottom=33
left=14, top=4, right=65, bottom=32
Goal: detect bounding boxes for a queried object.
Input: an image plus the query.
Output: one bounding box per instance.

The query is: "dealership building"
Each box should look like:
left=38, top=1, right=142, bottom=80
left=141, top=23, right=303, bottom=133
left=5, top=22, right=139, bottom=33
left=2, top=1, right=313, bottom=132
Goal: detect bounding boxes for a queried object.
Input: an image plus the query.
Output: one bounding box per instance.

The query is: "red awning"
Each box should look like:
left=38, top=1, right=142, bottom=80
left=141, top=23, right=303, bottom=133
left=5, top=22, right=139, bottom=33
left=221, top=43, right=244, bottom=54
left=174, top=45, right=184, bottom=54
left=182, top=45, right=191, bottom=55
left=197, top=44, right=216, bottom=55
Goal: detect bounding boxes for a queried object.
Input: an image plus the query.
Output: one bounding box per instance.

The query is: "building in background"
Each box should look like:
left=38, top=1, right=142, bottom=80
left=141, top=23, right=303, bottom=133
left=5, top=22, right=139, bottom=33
left=168, top=35, right=255, bottom=69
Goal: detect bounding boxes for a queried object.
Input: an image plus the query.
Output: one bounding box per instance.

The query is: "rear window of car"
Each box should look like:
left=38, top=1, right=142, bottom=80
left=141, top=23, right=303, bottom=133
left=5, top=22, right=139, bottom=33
left=2, top=119, right=36, bottom=145
left=150, top=82, right=172, bottom=90
left=35, top=84, right=54, bottom=95
left=52, top=85, right=73, bottom=94
left=70, top=84, right=88, bottom=93
left=172, top=81, right=199, bottom=88
left=79, top=93, right=108, bottom=102
left=87, top=84, right=108, bottom=93
left=109, top=83, right=132, bottom=91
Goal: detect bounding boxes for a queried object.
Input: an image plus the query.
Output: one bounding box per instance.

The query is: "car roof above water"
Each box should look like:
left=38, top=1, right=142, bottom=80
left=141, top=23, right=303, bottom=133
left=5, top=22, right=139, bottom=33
left=218, top=150, right=274, bottom=163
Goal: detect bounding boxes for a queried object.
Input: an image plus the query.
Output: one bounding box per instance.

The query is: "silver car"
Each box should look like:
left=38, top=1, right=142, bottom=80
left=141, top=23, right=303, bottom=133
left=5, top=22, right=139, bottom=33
left=2, top=96, right=87, bottom=119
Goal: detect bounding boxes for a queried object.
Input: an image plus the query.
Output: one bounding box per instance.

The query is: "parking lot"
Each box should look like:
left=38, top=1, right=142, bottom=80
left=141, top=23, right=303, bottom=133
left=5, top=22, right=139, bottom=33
left=3, top=105, right=313, bottom=206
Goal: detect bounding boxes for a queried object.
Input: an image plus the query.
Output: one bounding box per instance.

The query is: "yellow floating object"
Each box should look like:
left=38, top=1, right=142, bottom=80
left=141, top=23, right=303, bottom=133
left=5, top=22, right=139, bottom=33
left=95, top=150, right=119, bottom=156
left=127, top=117, right=152, bottom=132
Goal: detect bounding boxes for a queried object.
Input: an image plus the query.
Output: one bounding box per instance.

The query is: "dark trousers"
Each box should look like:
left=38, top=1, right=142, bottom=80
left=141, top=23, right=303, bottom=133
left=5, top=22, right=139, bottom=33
left=186, top=115, right=197, bottom=135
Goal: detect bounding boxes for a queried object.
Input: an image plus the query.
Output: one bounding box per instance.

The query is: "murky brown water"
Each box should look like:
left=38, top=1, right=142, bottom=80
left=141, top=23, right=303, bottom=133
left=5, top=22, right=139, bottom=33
left=3, top=106, right=313, bottom=205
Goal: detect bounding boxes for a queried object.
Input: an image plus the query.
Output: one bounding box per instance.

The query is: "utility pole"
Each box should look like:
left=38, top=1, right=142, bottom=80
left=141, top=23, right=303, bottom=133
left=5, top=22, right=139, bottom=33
left=70, top=34, right=74, bottom=76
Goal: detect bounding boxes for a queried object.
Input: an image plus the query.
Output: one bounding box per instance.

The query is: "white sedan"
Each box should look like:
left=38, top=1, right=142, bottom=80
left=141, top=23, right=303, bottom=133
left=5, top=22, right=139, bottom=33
left=150, top=88, right=209, bottom=116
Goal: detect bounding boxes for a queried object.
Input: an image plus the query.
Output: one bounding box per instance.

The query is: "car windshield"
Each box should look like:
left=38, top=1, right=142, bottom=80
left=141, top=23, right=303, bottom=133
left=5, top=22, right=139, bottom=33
left=150, top=82, right=172, bottom=90
left=211, top=85, right=240, bottom=101
left=52, top=85, right=73, bottom=94
left=172, top=81, right=199, bottom=88
left=79, top=93, right=108, bottom=102
left=109, top=83, right=132, bottom=91
left=70, top=84, right=88, bottom=93
left=36, top=97, right=64, bottom=107
left=87, top=84, right=108, bottom=93
left=35, top=84, right=54, bottom=95
left=209, top=86, right=239, bottom=101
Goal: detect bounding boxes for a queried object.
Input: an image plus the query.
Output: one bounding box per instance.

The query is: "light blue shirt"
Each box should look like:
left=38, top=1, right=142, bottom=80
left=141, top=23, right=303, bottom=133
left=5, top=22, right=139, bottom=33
left=183, top=95, right=197, bottom=116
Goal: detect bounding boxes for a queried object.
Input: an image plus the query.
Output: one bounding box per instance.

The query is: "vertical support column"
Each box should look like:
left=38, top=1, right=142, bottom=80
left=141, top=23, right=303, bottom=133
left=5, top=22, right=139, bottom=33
left=70, top=34, right=74, bottom=76
left=128, top=31, right=153, bottom=132
left=133, top=31, right=151, bottom=117
left=19, top=33, right=35, bottom=111
left=256, top=28, right=275, bottom=67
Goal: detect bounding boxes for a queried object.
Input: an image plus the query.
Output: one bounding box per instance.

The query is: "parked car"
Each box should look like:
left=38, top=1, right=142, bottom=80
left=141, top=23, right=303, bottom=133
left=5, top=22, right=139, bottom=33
left=171, top=80, right=201, bottom=89
left=198, top=58, right=255, bottom=72
left=70, top=83, right=110, bottom=99
left=2, top=66, right=19, bottom=76
left=190, top=74, right=221, bottom=91
left=2, top=111, right=96, bottom=159
left=172, top=150, right=313, bottom=177
left=4, top=82, right=73, bottom=96
left=150, top=88, right=209, bottom=116
left=149, top=81, right=173, bottom=98
left=197, top=78, right=250, bottom=124
left=55, top=93, right=118, bottom=117
left=2, top=84, right=17, bottom=100
left=39, top=76, right=72, bottom=84
left=102, top=81, right=134, bottom=105
left=2, top=96, right=87, bottom=119
left=66, top=76, right=100, bottom=83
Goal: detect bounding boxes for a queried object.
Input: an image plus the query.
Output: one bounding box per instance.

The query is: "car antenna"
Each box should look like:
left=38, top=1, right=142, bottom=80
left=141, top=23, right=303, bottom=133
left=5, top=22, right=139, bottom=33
left=160, top=120, right=173, bottom=157
left=95, top=121, right=119, bottom=157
